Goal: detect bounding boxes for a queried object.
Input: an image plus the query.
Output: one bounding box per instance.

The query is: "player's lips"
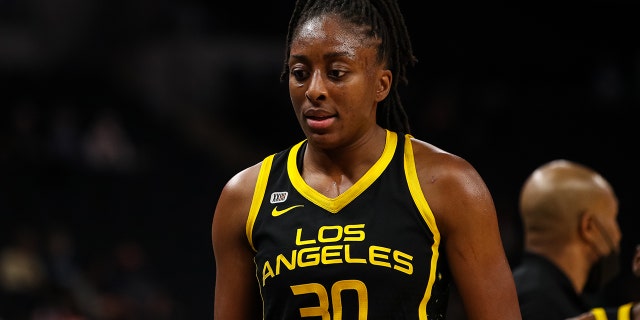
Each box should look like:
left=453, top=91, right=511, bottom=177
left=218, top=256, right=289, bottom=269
left=303, top=108, right=334, bottom=118
left=306, top=116, right=335, bottom=129
left=304, top=109, right=336, bottom=130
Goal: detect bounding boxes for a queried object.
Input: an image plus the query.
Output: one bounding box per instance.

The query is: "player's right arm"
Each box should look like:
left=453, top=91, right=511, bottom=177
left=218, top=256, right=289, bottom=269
left=212, top=163, right=263, bottom=320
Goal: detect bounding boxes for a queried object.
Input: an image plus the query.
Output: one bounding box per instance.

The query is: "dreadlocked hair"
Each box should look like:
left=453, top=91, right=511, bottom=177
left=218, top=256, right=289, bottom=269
left=280, top=0, right=418, bottom=134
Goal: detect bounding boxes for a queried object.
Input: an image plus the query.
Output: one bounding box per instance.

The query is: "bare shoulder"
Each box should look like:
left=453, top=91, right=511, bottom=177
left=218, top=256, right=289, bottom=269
left=212, top=162, right=263, bottom=240
left=222, top=162, right=262, bottom=201
left=408, top=137, right=484, bottom=191
left=408, top=137, right=494, bottom=234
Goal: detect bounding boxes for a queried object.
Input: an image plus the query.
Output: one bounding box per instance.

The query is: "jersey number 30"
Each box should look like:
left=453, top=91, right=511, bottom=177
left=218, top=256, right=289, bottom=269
left=291, top=280, right=368, bottom=320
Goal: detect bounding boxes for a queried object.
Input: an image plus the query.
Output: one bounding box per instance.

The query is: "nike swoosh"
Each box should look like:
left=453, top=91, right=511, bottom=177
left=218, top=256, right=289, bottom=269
left=272, top=205, right=304, bottom=217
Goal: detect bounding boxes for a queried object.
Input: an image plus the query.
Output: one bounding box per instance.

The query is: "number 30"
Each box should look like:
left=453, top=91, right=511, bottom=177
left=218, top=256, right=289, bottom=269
left=291, top=280, right=368, bottom=320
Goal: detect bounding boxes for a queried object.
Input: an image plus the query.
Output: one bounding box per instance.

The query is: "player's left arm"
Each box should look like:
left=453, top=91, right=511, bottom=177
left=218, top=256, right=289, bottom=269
left=412, top=140, right=521, bottom=320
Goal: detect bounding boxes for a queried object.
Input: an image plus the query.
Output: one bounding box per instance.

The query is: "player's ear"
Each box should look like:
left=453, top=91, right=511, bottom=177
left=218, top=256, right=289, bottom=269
left=375, top=69, right=392, bottom=102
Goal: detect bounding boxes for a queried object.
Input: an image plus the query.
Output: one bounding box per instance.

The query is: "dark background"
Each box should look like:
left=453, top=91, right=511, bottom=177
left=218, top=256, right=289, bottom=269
left=1, top=1, right=638, bottom=319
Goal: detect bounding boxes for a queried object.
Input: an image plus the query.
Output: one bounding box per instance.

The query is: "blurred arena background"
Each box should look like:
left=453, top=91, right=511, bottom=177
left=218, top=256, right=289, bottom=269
left=1, top=1, right=638, bottom=319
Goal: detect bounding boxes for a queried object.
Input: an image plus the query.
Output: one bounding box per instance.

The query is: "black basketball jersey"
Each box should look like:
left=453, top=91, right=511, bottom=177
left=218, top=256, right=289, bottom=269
left=246, top=130, right=451, bottom=319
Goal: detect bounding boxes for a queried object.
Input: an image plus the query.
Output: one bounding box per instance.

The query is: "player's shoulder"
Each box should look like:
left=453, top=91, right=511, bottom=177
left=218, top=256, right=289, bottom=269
left=407, top=136, right=475, bottom=176
left=223, top=142, right=298, bottom=196
left=221, top=158, right=269, bottom=199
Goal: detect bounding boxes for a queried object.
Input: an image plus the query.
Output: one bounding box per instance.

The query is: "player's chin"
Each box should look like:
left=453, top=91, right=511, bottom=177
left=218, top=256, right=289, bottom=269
left=304, top=129, right=342, bottom=148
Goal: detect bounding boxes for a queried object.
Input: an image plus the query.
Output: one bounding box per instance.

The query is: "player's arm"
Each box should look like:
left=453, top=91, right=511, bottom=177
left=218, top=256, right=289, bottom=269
left=211, top=163, right=262, bottom=320
left=412, top=140, right=521, bottom=320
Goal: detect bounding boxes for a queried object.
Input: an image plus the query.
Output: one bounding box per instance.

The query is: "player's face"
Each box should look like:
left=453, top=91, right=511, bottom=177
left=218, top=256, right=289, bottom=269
left=287, top=14, right=391, bottom=148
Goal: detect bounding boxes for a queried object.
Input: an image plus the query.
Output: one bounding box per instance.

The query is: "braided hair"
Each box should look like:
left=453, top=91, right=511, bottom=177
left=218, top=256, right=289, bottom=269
left=280, top=0, right=418, bottom=134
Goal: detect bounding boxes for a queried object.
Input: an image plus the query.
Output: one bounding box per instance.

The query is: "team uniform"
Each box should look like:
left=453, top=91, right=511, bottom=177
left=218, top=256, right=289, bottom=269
left=589, top=303, right=635, bottom=320
left=246, top=130, right=451, bottom=320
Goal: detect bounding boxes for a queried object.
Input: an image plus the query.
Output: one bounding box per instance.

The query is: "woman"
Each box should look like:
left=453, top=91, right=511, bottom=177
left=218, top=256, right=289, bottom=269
left=212, top=0, right=521, bottom=319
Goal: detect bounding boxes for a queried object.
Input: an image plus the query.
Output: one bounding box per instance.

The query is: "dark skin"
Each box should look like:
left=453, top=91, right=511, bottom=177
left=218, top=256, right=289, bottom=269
left=212, top=14, right=521, bottom=320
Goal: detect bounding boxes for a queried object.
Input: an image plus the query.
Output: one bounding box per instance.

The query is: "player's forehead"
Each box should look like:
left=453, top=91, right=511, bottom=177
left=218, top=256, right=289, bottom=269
left=292, top=14, right=379, bottom=55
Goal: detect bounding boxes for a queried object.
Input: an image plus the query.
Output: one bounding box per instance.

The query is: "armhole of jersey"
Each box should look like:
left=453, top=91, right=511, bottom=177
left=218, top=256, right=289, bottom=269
left=403, top=134, right=439, bottom=237
left=246, top=154, right=275, bottom=252
left=618, top=302, right=634, bottom=320
left=403, top=133, right=441, bottom=320
left=591, top=307, right=608, bottom=320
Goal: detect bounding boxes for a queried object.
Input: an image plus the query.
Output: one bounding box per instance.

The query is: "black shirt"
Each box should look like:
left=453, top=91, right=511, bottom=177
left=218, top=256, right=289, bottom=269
left=513, top=252, right=591, bottom=320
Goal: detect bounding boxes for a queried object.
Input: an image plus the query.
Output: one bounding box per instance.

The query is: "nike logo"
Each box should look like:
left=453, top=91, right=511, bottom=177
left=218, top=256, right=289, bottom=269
left=272, top=205, right=304, bottom=217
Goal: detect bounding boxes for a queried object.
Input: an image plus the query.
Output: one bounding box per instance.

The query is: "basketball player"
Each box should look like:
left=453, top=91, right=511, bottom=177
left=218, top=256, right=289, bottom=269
left=211, top=0, right=521, bottom=318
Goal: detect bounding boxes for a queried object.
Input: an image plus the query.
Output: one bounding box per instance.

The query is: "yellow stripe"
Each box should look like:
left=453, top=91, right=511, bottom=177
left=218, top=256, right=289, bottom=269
left=403, top=134, right=440, bottom=320
left=592, top=307, right=608, bottom=320
left=246, top=154, right=275, bottom=252
left=618, top=302, right=633, bottom=320
left=288, top=130, right=397, bottom=213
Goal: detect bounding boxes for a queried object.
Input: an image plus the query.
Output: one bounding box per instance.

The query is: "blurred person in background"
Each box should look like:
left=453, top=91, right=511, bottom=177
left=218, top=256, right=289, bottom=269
left=513, top=159, right=632, bottom=320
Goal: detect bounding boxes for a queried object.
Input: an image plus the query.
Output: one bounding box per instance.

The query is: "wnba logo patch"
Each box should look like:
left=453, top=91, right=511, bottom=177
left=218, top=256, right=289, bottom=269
left=270, top=192, right=288, bottom=204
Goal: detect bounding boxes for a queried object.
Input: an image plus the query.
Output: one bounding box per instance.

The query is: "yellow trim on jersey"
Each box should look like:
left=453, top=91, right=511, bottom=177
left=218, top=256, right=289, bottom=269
left=618, top=302, right=633, bottom=320
left=403, top=133, right=441, bottom=320
left=592, top=308, right=608, bottom=320
left=590, top=302, right=634, bottom=320
left=287, top=130, right=398, bottom=213
left=246, top=154, right=275, bottom=252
